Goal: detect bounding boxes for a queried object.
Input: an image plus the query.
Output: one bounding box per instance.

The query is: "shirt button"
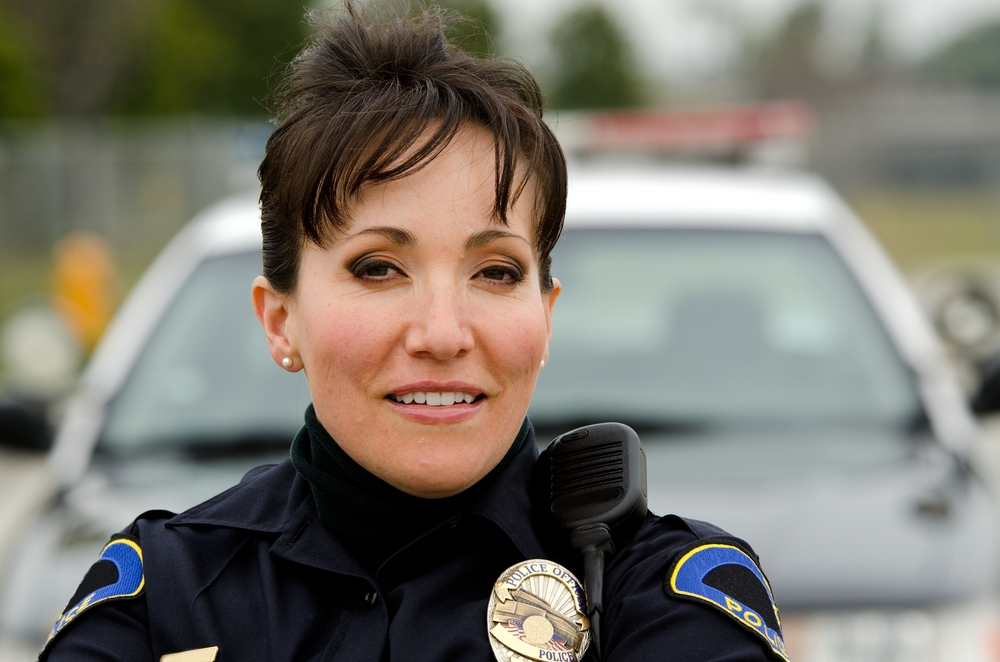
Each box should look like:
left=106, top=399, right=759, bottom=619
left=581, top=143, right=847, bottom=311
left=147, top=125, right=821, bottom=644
left=364, top=591, right=378, bottom=608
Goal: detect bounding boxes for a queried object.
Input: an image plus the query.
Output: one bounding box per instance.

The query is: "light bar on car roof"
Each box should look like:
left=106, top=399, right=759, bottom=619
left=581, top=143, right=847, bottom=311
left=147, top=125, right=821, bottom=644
left=549, top=101, right=816, bottom=154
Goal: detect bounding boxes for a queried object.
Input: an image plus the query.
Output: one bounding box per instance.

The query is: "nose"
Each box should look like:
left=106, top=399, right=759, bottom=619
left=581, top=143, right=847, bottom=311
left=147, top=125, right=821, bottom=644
left=403, top=285, right=474, bottom=360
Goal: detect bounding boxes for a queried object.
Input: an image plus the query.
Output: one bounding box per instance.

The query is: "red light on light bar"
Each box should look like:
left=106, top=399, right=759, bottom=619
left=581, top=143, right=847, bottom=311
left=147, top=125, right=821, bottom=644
left=561, top=101, right=816, bottom=150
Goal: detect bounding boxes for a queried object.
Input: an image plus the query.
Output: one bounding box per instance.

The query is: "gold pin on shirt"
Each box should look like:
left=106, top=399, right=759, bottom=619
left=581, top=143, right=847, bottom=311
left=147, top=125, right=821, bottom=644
left=160, top=646, right=219, bottom=662
left=487, top=560, right=591, bottom=662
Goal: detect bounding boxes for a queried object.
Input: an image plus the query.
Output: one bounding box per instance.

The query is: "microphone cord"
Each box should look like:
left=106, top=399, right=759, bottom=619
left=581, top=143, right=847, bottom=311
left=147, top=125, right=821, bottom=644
left=570, top=523, right=615, bottom=661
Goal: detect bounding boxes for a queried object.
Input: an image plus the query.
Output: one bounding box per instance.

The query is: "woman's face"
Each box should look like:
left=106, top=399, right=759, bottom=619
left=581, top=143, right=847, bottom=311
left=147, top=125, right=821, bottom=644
left=253, top=126, right=560, bottom=498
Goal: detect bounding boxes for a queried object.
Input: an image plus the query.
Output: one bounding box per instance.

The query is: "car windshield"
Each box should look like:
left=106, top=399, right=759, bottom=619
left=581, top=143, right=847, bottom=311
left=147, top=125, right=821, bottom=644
left=100, top=252, right=310, bottom=456
left=530, top=228, right=923, bottom=434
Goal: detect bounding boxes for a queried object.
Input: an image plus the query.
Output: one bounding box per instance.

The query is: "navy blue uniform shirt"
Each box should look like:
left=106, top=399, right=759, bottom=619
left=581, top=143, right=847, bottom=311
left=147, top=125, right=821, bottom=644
left=42, top=427, right=787, bottom=661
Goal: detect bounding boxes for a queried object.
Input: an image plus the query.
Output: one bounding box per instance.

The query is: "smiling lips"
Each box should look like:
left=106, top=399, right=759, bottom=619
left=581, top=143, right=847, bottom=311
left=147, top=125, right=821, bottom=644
left=389, top=391, right=479, bottom=406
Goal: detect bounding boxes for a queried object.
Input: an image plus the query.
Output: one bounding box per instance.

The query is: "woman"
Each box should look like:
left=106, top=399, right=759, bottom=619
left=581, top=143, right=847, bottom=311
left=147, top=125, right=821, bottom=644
left=42, top=5, right=787, bottom=662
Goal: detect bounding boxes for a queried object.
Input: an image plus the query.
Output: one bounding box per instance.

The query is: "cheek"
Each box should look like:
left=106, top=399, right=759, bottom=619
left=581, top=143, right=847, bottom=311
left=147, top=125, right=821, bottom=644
left=478, top=299, right=550, bottom=378
left=299, top=298, right=401, bottom=396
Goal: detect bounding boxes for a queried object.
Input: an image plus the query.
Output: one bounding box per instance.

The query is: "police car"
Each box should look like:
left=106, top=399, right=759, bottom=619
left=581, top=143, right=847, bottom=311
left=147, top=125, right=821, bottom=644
left=0, top=164, right=996, bottom=662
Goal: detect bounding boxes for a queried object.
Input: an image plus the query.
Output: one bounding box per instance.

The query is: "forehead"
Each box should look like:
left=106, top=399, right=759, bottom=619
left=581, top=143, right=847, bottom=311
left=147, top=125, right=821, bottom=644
left=374, top=127, right=497, bottom=203
left=339, top=126, right=537, bottom=238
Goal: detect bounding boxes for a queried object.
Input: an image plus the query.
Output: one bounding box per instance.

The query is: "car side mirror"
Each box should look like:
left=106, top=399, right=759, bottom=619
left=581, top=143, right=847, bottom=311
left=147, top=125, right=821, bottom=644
left=0, top=399, right=53, bottom=451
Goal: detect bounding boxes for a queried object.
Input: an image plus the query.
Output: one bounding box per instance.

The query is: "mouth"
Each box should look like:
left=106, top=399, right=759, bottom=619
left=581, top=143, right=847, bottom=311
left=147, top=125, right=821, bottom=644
left=387, top=391, right=484, bottom=406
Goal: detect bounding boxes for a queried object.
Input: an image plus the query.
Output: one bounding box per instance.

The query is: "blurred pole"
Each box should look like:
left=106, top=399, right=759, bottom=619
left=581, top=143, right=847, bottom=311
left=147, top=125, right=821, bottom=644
left=51, top=232, right=116, bottom=353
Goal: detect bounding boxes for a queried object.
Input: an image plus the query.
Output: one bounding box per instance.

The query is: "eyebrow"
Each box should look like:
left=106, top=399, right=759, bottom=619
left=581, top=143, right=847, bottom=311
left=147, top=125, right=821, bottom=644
left=348, top=226, right=416, bottom=246
left=345, top=226, right=527, bottom=251
left=464, top=229, right=530, bottom=252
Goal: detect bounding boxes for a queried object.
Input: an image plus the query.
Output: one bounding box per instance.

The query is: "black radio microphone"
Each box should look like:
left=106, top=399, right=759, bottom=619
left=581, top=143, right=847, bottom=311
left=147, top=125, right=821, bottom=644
left=540, top=422, right=648, bottom=661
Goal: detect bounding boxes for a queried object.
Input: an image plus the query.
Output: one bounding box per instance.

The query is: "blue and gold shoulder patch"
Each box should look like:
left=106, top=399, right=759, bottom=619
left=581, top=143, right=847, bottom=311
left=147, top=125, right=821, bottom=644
left=665, top=541, right=788, bottom=662
left=44, top=533, right=145, bottom=649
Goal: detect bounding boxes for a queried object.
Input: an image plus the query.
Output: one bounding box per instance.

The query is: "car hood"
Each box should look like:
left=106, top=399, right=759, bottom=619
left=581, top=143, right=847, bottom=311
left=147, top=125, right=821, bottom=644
left=641, top=427, right=997, bottom=610
left=66, top=454, right=287, bottom=531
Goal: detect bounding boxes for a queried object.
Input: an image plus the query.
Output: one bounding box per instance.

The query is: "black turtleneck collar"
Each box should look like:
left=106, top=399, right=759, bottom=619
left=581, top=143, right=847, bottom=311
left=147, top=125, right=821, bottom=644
left=290, top=404, right=530, bottom=548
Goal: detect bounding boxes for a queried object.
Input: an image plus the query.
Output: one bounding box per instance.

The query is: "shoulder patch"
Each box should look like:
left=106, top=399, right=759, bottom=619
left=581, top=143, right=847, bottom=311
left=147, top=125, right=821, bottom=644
left=44, top=533, right=145, bottom=649
left=665, top=541, right=788, bottom=662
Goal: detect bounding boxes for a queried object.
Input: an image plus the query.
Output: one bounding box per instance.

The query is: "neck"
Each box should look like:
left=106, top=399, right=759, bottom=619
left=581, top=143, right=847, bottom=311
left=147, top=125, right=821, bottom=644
left=290, top=404, right=530, bottom=545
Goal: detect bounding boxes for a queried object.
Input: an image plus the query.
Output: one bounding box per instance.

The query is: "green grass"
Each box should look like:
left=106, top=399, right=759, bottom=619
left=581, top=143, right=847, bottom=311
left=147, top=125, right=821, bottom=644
left=848, top=188, right=1000, bottom=272
left=0, top=250, right=51, bottom=315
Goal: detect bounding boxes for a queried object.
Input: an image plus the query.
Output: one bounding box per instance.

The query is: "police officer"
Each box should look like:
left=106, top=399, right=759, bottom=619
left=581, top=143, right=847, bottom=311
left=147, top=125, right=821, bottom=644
left=41, top=4, right=787, bottom=661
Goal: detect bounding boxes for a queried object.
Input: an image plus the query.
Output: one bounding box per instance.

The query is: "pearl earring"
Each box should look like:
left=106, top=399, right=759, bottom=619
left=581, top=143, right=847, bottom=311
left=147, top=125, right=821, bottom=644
left=282, top=357, right=293, bottom=369
left=540, top=359, right=546, bottom=369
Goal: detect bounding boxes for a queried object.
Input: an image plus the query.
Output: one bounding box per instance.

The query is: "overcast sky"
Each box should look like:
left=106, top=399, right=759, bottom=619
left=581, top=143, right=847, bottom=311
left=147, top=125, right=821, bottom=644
left=490, top=0, right=1000, bottom=82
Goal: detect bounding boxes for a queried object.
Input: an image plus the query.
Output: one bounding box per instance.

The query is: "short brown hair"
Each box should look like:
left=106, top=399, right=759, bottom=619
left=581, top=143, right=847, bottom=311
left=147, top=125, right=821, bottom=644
left=258, top=2, right=567, bottom=293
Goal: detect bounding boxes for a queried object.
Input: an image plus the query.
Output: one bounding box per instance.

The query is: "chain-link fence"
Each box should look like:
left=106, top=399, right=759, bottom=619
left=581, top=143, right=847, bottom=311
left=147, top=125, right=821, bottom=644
left=0, top=118, right=270, bottom=256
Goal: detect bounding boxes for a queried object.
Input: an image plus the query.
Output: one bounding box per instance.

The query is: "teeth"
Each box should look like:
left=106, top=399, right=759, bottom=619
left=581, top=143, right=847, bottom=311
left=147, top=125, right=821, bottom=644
left=391, top=391, right=477, bottom=406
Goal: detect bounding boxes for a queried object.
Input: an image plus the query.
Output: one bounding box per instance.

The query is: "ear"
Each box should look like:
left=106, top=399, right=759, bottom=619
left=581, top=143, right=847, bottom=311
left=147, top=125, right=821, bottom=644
left=542, top=277, right=561, bottom=364
left=252, top=275, right=299, bottom=370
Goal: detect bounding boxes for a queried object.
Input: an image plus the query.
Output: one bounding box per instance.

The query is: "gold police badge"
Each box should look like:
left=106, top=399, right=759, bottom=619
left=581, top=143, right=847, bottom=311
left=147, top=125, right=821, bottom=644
left=487, top=560, right=591, bottom=662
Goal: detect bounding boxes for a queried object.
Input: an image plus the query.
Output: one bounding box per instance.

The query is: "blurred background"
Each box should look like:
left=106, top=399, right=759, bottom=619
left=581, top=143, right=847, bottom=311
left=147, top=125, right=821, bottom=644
left=5, top=0, right=1000, bottom=659
left=7, top=0, right=1000, bottom=377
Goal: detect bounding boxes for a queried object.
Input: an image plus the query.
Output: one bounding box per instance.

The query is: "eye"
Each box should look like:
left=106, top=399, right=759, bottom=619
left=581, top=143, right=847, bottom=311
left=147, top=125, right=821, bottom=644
left=351, top=258, right=402, bottom=281
left=478, top=264, right=523, bottom=284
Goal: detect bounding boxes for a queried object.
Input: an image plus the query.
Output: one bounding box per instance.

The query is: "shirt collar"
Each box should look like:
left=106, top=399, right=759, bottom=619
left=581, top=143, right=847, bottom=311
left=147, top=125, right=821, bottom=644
left=167, top=424, right=550, bottom=576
